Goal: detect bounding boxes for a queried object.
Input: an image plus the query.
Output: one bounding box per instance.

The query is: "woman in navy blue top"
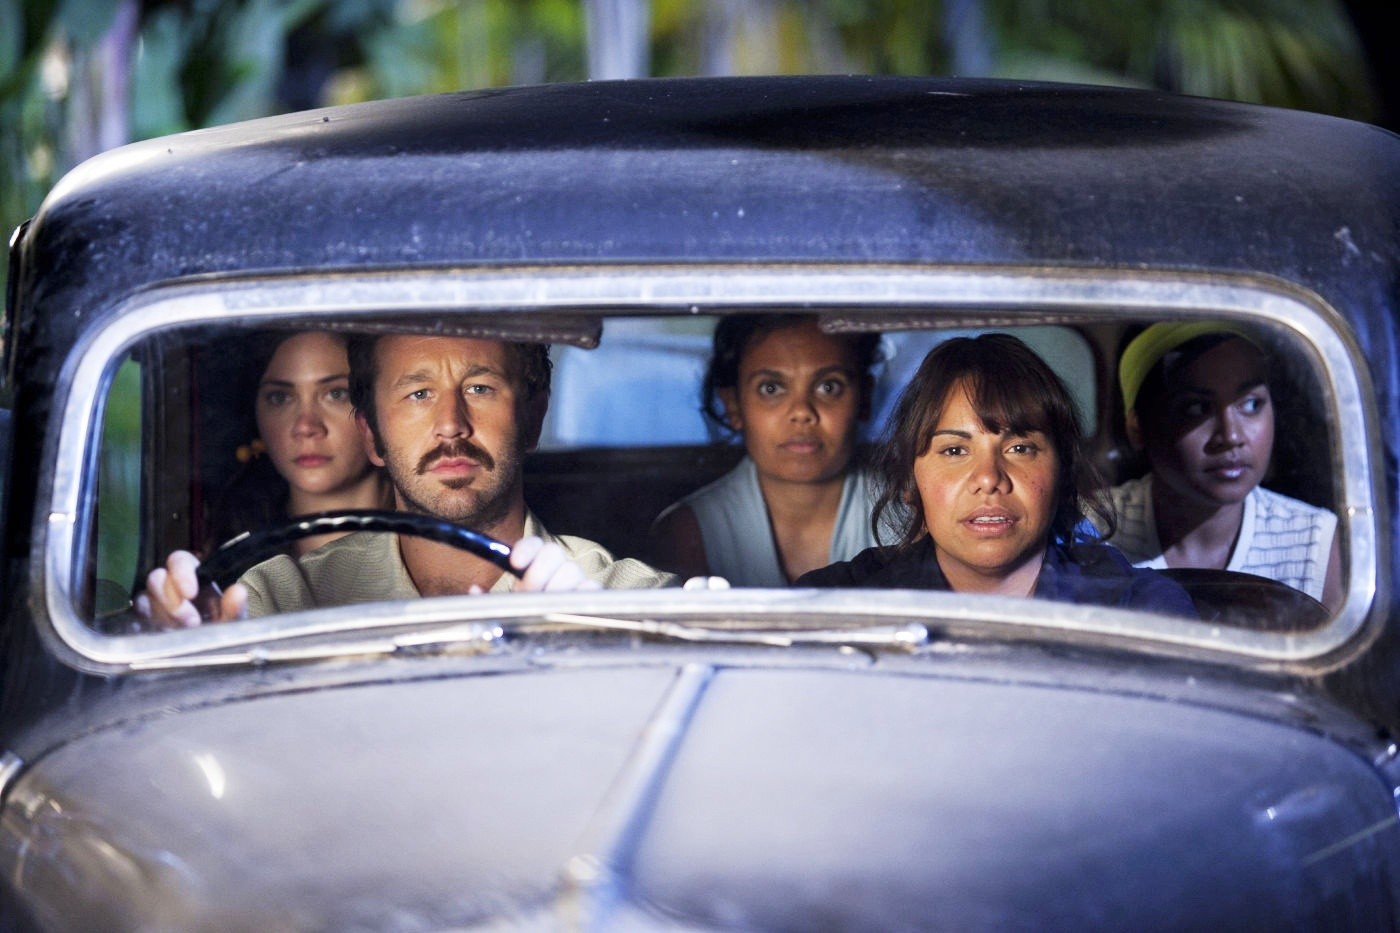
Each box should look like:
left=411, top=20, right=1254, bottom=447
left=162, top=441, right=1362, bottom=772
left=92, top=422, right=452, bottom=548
left=798, top=333, right=1195, bottom=617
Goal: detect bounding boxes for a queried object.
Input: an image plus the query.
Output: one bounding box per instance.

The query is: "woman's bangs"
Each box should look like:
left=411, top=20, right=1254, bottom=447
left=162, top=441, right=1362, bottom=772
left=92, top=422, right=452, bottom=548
left=967, top=371, right=1054, bottom=438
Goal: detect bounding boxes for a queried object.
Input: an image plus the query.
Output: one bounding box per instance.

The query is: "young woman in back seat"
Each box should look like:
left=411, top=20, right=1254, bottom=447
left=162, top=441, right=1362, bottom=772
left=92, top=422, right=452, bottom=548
left=1106, top=321, right=1343, bottom=612
left=201, top=330, right=393, bottom=556
left=649, top=314, right=881, bottom=586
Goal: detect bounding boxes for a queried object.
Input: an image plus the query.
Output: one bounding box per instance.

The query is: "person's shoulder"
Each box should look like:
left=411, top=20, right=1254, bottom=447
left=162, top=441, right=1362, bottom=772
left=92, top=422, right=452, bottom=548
left=1107, top=473, right=1150, bottom=505
left=652, top=498, right=695, bottom=527
left=297, top=530, right=394, bottom=573
left=846, top=465, right=882, bottom=507
left=646, top=501, right=708, bottom=580
left=240, top=533, right=392, bottom=612
left=676, top=456, right=756, bottom=510
left=240, top=552, right=303, bottom=588
left=239, top=552, right=314, bottom=616
left=1067, top=540, right=1172, bottom=586
left=850, top=464, right=881, bottom=487
left=552, top=532, right=680, bottom=588
left=526, top=508, right=678, bottom=588
left=1065, top=542, right=1196, bottom=617
left=649, top=500, right=699, bottom=545
left=1251, top=485, right=1336, bottom=521
left=1066, top=541, right=1135, bottom=569
left=604, top=556, right=680, bottom=589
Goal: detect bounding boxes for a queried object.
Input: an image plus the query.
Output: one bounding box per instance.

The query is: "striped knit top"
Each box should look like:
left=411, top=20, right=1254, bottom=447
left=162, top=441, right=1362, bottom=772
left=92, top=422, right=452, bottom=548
left=1106, top=474, right=1337, bottom=602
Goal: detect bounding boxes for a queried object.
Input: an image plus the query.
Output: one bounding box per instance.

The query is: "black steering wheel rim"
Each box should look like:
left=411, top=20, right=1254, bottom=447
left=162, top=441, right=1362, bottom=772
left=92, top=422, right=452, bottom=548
left=197, top=509, right=517, bottom=590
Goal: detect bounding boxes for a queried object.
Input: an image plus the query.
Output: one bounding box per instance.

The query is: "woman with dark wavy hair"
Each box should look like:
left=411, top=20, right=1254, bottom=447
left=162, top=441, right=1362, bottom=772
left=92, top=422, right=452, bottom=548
left=203, top=330, right=392, bottom=556
left=799, top=333, right=1194, bottom=614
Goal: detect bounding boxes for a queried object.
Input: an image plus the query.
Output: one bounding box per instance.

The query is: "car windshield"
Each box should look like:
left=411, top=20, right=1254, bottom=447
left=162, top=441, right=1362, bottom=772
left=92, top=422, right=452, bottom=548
left=50, top=269, right=1375, bottom=671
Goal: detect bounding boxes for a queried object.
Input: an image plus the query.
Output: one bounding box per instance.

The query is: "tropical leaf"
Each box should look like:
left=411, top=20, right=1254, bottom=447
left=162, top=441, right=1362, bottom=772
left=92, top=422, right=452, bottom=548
left=55, top=0, right=124, bottom=46
left=132, top=7, right=190, bottom=136
left=0, top=0, right=21, bottom=84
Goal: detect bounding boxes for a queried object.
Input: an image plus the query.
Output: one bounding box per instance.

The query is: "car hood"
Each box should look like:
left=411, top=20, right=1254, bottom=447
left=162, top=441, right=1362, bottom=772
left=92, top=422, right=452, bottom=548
left=3, top=662, right=1398, bottom=930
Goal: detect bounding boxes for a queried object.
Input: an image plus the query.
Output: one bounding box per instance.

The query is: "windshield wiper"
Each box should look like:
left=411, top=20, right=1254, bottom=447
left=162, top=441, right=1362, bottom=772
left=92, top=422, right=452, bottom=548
left=537, top=613, right=929, bottom=649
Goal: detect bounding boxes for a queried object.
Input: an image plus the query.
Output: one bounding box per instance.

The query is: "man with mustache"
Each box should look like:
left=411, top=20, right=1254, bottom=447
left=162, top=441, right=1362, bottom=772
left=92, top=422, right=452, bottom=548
left=139, top=333, right=677, bottom=626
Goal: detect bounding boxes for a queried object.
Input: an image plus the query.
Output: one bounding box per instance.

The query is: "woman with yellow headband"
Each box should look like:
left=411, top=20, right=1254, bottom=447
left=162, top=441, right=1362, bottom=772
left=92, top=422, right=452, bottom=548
left=1108, top=322, right=1343, bottom=612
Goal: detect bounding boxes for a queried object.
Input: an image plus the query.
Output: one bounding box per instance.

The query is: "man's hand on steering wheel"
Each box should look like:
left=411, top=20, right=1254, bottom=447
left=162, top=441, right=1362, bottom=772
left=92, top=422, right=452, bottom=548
left=133, top=511, right=597, bottom=628
left=136, top=550, right=249, bottom=629
left=504, top=536, right=603, bottom=594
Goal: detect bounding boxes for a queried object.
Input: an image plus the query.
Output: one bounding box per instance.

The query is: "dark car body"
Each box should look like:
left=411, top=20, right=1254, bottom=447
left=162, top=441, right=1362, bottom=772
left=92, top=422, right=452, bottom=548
left=2, top=76, right=1399, bottom=930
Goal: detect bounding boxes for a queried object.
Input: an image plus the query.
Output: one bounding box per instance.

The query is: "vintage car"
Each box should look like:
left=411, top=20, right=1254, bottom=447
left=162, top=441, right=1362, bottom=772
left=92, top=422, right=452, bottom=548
left=1, top=75, right=1398, bottom=929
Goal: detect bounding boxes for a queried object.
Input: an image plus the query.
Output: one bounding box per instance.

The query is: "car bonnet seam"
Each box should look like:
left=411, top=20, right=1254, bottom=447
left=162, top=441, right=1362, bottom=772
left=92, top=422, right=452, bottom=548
left=556, top=662, right=715, bottom=928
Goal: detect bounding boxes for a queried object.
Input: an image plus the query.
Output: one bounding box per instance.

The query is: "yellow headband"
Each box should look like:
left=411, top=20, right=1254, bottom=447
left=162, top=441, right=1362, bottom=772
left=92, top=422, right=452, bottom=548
left=1119, top=321, right=1257, bottom=412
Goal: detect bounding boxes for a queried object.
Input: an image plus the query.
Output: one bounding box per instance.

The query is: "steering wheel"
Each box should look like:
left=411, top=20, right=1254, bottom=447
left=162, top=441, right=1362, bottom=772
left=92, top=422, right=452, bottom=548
left=196, top=509, right=519, bottom=590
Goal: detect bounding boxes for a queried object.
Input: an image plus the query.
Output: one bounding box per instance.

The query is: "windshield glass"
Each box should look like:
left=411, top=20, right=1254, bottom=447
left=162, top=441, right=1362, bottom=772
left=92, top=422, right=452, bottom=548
left=62, top=297, right=1362, bottom=665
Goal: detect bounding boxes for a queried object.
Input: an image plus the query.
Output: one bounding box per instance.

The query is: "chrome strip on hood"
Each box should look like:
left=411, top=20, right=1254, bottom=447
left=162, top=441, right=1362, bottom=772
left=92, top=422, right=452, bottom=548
left=560, top=663, right=715, bottom=928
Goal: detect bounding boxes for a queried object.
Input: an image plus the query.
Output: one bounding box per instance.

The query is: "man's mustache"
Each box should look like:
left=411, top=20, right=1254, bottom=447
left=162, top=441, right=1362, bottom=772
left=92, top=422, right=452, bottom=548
left=415, top=439, right=495, bottom=474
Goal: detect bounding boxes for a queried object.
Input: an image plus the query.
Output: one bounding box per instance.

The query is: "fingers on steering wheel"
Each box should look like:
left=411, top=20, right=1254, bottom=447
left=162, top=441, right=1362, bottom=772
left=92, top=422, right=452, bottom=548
left=145, top=567, right=191, bottom=627
left=167, top=550, right=201, bottom=600
left=220, top=583, right=250, bottom=622
left=543, top=555, right=589, bottom=592
left=509, top=536, right=545, bottom=576
left=517, top=539, right=565, bottom=591
left=515, top=540, right=584, bottom=592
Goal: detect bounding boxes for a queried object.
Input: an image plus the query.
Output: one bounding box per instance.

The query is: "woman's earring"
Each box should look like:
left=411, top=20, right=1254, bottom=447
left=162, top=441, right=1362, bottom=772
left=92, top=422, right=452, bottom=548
left=236, top=438, right=267, bottom=463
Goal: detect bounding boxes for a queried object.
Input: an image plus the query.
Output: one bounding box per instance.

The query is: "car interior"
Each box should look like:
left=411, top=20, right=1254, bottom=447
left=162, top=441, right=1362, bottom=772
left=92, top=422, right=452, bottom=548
left=85, top=310, right=1340, bottom=635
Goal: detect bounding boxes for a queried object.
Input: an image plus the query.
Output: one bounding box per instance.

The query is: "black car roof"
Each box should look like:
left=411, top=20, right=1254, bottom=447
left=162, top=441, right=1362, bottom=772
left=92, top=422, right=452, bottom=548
left=11, top=75, right=1400, bottom=332
left=8, top=75, right=1400, bottom=714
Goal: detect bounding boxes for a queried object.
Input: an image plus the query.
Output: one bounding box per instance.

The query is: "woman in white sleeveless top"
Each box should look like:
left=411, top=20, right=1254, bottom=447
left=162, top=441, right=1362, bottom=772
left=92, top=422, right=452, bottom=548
left=649, top=315, right=881, bottom=587
left=1106, top=322, right=1343, bottom=612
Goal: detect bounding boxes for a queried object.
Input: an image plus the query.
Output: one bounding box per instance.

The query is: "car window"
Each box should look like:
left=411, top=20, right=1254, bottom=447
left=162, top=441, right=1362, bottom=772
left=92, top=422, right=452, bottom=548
left=94, top=356, right=142, bottom=616
left=44, top=272, right=1372, bottom=675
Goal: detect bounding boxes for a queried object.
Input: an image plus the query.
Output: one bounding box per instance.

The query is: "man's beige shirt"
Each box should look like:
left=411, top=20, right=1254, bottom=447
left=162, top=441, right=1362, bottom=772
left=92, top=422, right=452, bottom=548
left=242, top=510, right=676, bottom=616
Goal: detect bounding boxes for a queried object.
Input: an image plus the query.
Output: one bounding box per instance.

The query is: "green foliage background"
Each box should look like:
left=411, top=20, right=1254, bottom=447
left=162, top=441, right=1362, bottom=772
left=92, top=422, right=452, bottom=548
left=0, top=0, right=1381, bottom=304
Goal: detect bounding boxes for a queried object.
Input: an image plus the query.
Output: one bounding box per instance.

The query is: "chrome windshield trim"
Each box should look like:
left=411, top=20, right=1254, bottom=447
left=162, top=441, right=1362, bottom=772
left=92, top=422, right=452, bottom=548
left=40, top=264, right=1383, bottom=673
left=36, top=588, right=1378, bottom=671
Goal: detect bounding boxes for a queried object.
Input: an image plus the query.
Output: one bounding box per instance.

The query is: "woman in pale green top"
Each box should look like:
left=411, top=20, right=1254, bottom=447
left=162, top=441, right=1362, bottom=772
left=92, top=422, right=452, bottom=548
left=650, top=314, right=881, bottom=586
